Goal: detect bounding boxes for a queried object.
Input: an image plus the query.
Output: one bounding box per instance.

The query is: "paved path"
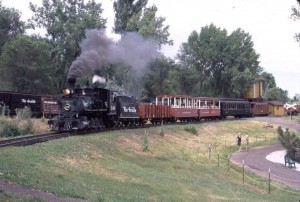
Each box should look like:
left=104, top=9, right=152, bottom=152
left=230, top=143, right=300, bottom=190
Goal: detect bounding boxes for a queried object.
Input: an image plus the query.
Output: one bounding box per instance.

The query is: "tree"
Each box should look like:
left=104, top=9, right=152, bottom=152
left=267, top=87, right=289, bottom=103
left=223, top=29, right=261, bottom=97
left=178, top=24, right=261, bottom=97
left=29, top=0, right=106, bottom=92
left=175, top=64, right=202, bottom=96
left=113, top=1, right=173, bottom=97
left=142, top=54, right=175, bottom=99
left=178, top=26, right=227, bottom=96
left=0, top=2, right=25, bottom=51
left=258, top=71, right=290, bottom=101
left=291, top=0, right=300, bottom=45
left=113, top=0, right=148, bottom=34
left=127, top=5, right=173, bottom=48
left=260, top=71, right=276, bottom=89
left=0, top=35, right=55, bottom=94
left=278, top=126, right=300, bottom=161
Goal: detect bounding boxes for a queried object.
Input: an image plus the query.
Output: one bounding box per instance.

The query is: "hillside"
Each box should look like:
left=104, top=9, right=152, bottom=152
left=0, top=118, right=299, bottom=201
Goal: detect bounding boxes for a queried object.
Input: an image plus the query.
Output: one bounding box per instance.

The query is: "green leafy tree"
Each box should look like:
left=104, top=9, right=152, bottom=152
left=291, top=0, right=300, bottom=44
left=0, top=35, right=55, bottom=94
left=143, top=54, right=175, bottom=99
left=178, top=29, right=212, bottom=96
left=127, top=5, right=173, bottom=48
left=178, top=25, right=229, bottom=96
left=29, top=0, right=106, bottom=92
left=176, top=64, right=203, bottom=96
left=113, top=1, right=173, bottom=97
left=260, top=71, right=276, bottom=89
left=267, top=87, right=289, bottom=102
left=259, top=71, right=290, bottom=101
left=0, top=2, right=25, bottom=51
left=178, top=24, right=261, bottom=97
left=113, top=0, right=148, bottom=34
left=223, top=29, right=261, bottom=97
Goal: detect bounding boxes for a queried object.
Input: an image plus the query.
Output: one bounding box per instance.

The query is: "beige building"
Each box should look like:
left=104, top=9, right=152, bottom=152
left=268, top=101, right=284, bottom=116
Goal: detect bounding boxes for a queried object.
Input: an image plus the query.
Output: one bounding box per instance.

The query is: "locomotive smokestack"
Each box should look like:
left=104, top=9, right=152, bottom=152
left=67, top=77, right=76, bottom=90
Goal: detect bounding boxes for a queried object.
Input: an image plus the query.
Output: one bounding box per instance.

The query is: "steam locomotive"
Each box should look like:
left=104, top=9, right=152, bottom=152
left=48, top=78, right=269, bottom=132
left=48, top=78, right=142, bottom=131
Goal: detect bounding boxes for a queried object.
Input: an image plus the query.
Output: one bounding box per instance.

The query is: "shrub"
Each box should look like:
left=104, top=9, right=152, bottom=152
left=0, top=121, right=22, bottom=137
left=184, top=125, right=198, bottom=135
left=0, top=116, right=35, bottom=137
left=142, top=130, right=149, bottom=152
left=277, top=126, right=300, bottom=161
left=159, top=120, right=165, bottom=137
left=0, top=105, right=10, bottom=116
left=21, top=120, right=34, bottom=135
left=16, top=106, right=32, bottom=120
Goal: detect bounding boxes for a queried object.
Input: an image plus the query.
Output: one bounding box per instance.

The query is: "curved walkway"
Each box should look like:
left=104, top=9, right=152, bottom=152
left=230, top=143, right=300, bottom=190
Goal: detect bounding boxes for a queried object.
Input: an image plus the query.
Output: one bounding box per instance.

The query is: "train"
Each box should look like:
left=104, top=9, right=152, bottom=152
left=48, top=78, right=270, bottom=132
left=0, top=90, right=59, bottom=118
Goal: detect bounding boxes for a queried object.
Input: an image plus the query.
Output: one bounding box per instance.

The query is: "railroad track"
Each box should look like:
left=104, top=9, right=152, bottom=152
left=0, top=133, right=71, bottom=148
left=0, top=125, right=146, bottom=148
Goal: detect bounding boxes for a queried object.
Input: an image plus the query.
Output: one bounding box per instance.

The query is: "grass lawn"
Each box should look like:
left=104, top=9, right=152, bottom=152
left=0, top=118, right=299, bottom=201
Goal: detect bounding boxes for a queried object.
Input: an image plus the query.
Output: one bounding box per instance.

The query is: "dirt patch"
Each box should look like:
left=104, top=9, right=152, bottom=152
left=0, top=181, right=86, bottom=202
left=254, top=116, right=300, bottom=132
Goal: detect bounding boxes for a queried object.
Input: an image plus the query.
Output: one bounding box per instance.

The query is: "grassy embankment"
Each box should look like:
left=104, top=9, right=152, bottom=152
left=0, top=118, right=299, bottom=201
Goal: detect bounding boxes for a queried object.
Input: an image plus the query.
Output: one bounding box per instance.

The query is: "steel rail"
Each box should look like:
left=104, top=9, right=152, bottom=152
left=0, top=133, right=70, bottom=147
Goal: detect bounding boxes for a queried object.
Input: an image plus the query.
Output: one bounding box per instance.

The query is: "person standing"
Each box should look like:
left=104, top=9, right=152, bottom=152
left=236, top=133, right=242, bottom=151
left=245, top=135, right=249, bottom=151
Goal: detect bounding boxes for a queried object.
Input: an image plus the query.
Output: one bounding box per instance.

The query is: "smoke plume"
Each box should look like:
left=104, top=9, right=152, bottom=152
left=67, top=29, right=157, bottom=79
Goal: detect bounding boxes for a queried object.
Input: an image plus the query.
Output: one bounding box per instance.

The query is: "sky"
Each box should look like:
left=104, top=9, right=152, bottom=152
left=2, top=0, right=300, bottom=98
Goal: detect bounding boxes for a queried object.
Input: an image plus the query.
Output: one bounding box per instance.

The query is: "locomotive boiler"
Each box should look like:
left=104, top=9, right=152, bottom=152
left=48, top=78, right=141, bottom=131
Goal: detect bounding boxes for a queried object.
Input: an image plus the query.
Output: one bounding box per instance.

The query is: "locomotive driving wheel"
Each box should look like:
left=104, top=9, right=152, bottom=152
left=90, top=118, right=96, bottom=129
left=95, top=117, right=104, bottom=128
left=51, top=122, right=59, bottom=132
left=63, top=121, right=72, bottom=131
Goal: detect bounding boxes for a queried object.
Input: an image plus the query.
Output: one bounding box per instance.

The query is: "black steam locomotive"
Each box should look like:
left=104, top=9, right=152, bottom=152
left=48, top=78, right=142, bottom=131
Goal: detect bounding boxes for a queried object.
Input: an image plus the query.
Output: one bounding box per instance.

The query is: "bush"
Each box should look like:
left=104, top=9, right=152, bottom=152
left=0, top=116, right=35, bottom=137
left=184, top=125, right=198, bottom=135
left=142, top=130, right=149, bottom=152
left=277, top=126, right=300, bottom=161
left=21, top=120, right=34, bottom=135
left=16, top=106, right=32, bottom=120
left=0, top=121, right=22, bottom=137
left=0, top=105, right=10, bottom=116
left=159, top=120, right=165, bottom=137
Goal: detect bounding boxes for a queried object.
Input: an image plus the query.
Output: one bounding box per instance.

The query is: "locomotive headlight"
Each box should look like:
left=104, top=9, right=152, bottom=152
left=64, top=104, right=71, bottom=111
left=63, top=88, right=71, bottom=96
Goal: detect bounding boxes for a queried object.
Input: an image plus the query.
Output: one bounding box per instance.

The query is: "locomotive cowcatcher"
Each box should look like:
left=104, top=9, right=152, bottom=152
left=48, top=78, right=142, bottom=131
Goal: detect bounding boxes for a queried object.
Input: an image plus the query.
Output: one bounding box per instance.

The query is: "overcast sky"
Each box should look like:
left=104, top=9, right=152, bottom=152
left=2, top=0, right=300, bottom=98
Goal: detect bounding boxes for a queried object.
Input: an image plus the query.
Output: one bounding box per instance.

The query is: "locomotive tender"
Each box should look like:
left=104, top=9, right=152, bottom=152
left=49, top=78, right=269, bottom=132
